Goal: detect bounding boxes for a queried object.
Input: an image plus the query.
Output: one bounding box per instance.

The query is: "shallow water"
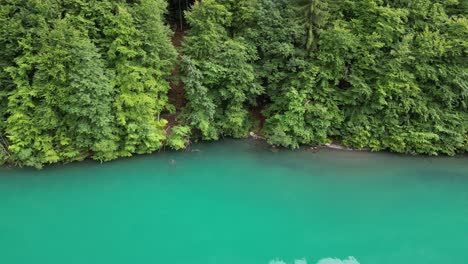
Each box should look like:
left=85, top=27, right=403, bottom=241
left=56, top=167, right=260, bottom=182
left=0, top=140, right=467, bottom=264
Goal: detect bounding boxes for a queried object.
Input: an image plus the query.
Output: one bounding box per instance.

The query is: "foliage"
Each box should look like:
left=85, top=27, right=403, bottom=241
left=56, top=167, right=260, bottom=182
left=0, top=0, right=466, bottom=167
left=1, top=0, right=176, bottom=167
left=167, top=126, right=191, bottom=150
left=180, top=0, right=263, bottom=140
left=245, top=0, right=342, bottom=148
left=297, top=0, right=329, bottom=52
left=325, top=0, right=468, bottom=155
left=181, top=0, right=467, bottom=154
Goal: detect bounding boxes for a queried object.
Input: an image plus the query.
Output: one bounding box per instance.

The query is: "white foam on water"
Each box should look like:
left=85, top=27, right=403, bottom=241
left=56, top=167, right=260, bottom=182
left=268, top=257, right=360, bottom=264
left=269, top=259, right=287, bottom=264
left=294, top=258, right=307, bottom=264
left=317, top=257, right=360, bottom=264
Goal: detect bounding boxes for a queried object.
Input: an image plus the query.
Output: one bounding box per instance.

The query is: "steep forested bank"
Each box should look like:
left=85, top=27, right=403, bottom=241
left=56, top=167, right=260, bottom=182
left=181, top=0, right=468, bottom=154
left=1, top=0, right=467, bottom=168
left=0, top=0, right=177, bottom=168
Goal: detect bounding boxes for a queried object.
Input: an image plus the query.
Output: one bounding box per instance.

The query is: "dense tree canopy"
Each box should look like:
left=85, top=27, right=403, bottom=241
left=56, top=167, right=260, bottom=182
left=180, top=0, right=262, bottom=140
left=0, top=0, right=466, bottom=167
left=0, top=0, right=176, bottom=167
left=182, top=0, right=467, bottom=154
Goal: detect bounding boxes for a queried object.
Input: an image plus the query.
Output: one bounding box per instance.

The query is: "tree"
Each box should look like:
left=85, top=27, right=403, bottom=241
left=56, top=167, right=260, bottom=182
left=296, top=0, right=329, bottom=51
left=6, top=19, right=118, bottom=167
left=181, top=0, right=262, bottom=140
left=103, top=2, right=175, bottom=157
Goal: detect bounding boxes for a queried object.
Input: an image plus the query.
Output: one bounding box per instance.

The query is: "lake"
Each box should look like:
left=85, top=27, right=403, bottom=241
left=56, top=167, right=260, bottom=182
left=0, top=140, right=467, bottom=264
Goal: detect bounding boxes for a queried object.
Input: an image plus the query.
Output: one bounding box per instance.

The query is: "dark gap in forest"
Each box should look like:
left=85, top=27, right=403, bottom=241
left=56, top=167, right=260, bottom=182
left=167, top=0, right=194, bottom=33
left=251, top=94, right=270, bottom=134
left=338, top=79, right=351, bottom=90
left=164, top=0, right=194, bottom=133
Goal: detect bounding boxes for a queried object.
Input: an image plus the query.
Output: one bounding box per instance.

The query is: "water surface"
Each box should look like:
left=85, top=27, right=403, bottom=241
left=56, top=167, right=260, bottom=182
left=1, top=140, right=467, bottom=264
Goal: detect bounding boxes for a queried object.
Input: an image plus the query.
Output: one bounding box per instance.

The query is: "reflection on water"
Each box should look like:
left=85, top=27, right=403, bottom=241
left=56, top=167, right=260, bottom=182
left=269, top=257, right=359, bottom=264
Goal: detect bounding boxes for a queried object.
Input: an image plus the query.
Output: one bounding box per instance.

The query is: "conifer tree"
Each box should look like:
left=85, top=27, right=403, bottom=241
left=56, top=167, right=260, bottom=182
left=0, top=0, right=60, bottom=165
left=6, top=19, right=117, bottom=167
left=296, top=0, right=329, bottom=51
left=181, top=0, right=262, bottom=140
left=104, top=3, right=170, bottom=156
left=62, top=25, right=118, bottom=162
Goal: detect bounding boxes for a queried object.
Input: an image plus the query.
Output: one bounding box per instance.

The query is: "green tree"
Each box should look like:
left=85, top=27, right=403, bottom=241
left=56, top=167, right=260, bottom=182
left=6, top=19, right=117, bottom=167
left=103, top=1, right=176, bottom=157
left=167, top=125, right=191, bottom=150
left=296, top=0, right=329, bottom=51
left=181, top=0, right=262, bottom=140
left=0, top=0, right=61, bottom=165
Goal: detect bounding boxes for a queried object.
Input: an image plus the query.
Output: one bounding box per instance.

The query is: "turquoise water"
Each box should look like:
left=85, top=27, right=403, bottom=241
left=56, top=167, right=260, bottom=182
left=0, top=140, right=467, bottom=264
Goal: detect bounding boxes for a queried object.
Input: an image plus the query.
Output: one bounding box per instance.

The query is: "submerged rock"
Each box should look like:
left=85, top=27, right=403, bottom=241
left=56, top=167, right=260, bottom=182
left=270, top=147, right=279, bottom=153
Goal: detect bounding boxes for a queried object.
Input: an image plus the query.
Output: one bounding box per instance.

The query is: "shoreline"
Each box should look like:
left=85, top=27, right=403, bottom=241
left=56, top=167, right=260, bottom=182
left=1, top=137, right=466, bottom=170
left=246, top=132, right=468, bottom=157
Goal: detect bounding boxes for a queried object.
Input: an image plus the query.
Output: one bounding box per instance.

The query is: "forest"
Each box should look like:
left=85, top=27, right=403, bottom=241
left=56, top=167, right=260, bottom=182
left=0, top=0, right=467, bottom=168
